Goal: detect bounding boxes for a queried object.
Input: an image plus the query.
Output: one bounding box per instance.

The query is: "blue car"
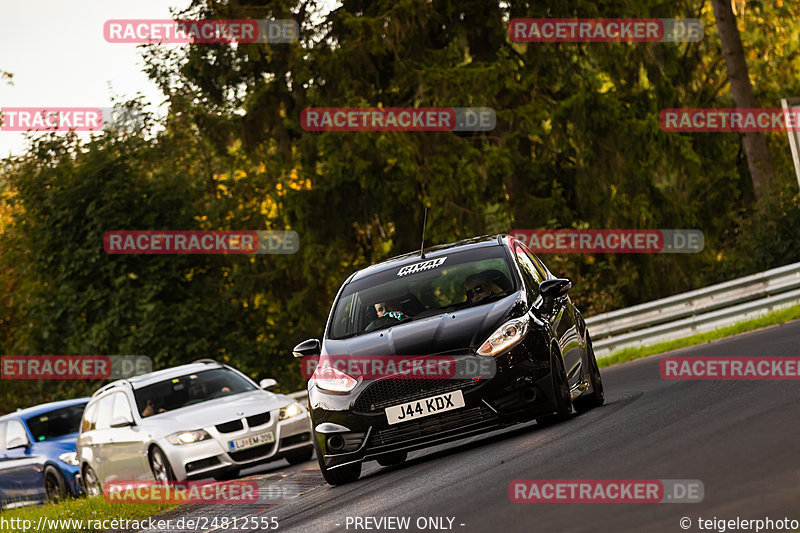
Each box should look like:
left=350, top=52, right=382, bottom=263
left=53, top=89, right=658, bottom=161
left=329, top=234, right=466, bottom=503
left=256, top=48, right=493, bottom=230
left=0, top=398, right=89, bottom=508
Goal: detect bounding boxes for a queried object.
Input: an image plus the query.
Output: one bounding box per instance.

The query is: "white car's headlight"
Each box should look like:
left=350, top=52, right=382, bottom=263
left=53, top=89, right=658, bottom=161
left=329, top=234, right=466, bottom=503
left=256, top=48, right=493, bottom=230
left=166, top=430, right=211, bottom=445
left=314, top=365, right=358, bottom=393
left=58, top=452, right=79, bottom=466
left=279, top=402, right=305, bottom=420
left=477, top=315, right=530, bottom=356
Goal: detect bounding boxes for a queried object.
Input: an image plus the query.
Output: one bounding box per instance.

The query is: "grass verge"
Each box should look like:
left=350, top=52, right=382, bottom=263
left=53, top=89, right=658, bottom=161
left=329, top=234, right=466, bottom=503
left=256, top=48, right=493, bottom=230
left=597, top=302, right=800, bottom=368
left=0, top=496, right=173, bottom=533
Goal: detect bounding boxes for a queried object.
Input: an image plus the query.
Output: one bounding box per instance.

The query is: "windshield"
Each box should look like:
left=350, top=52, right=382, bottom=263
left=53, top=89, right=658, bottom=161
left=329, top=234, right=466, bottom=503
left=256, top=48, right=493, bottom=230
left=25, top=403, right=87, bottom=442
left=133, top=368, right=257, bottom=417
left=329, top=246, right=516, bottom=339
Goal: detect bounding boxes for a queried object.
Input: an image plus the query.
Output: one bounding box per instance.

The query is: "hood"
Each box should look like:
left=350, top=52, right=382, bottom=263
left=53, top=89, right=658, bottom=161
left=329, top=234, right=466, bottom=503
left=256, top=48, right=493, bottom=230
left=142, top=389, right=288, bottom=432
left=325, top=292, right=521, bottom=356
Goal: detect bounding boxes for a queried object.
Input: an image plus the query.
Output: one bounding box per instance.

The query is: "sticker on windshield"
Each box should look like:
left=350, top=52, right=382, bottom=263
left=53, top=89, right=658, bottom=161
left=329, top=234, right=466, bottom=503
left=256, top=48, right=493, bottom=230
left=397, top=257, right=447, bottom=276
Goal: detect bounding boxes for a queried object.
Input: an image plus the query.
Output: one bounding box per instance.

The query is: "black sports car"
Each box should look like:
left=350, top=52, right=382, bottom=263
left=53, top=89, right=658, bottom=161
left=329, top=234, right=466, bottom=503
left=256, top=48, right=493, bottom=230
left=293, top=234, right=604, bottom=485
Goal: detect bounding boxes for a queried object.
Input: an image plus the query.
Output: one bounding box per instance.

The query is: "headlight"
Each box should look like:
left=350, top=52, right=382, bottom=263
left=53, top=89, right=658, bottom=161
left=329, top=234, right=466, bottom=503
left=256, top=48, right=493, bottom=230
left=166, top=430, right=211, bottom=445
left=58, top=452, right=79, bottom=466
left=279, top=402, right=304, bottom=420
left=314, top=365, right=358, bottom=393
left=477, top=316, right=529, bottom=356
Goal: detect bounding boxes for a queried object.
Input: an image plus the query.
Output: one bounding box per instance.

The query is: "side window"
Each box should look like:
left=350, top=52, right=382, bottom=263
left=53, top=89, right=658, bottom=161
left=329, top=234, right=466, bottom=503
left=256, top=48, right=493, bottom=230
left=94, top=394, right=116, bottom=430
left=515, top=244, right=544, bottom=297
left=526, top=250, right=551, bottom=280
left=6, top=420, right=28, bottom=446
left=82, top=402, right=97, bottom=433
left=517, top=242, right=549, bottom=280
left=0, top=422, right=6, bottom=449
left=111, top=393, right=134, bottom=425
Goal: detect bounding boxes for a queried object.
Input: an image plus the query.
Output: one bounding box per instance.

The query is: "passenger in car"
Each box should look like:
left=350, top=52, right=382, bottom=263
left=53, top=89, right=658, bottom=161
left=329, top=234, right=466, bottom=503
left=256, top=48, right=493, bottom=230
left=374, top=300, right=405, bottom=321
left=365, top=300, right=407, bottom=332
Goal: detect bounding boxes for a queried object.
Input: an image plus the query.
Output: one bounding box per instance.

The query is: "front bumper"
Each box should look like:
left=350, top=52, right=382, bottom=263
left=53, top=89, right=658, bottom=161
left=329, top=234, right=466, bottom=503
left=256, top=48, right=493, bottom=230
left=163, top=414, right=314, bottom=480
left=311, top=345, right=557, bottom=470
left=60, top=464, right=84, bottom=497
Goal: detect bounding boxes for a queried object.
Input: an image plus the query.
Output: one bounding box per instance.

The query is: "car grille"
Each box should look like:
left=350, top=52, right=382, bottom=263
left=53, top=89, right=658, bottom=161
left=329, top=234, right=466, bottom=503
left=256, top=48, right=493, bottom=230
left=367, top=405, right=497, bottom=449
left=352, top=378, right=480, bottom=413
left=228, top=442, right=276, bottom=462
left=246, top=412, right=271, bottom=427
left=216, top=420, right=244, bottom=433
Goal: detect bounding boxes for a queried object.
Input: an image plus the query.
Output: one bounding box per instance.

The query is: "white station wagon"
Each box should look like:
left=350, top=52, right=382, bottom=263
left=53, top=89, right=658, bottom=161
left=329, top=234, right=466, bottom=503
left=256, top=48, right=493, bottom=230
left=76, top=360, right=312, bottom=493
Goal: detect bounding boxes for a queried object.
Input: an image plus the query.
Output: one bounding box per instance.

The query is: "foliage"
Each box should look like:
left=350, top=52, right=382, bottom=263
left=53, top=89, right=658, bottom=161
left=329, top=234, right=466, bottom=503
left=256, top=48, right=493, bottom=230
left=2, top=0, right=800, bottom=411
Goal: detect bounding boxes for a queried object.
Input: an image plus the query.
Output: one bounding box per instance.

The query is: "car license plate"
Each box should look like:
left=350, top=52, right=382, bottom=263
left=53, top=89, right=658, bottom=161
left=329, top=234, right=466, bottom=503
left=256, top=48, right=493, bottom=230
left=229, top=431, right=275, bottom=452
left=385, top=390, right=465, bottom=425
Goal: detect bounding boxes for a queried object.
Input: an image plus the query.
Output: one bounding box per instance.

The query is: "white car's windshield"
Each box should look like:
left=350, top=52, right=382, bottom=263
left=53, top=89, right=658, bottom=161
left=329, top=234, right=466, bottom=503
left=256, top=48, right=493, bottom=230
left=133, top=368, right=256, bottom=417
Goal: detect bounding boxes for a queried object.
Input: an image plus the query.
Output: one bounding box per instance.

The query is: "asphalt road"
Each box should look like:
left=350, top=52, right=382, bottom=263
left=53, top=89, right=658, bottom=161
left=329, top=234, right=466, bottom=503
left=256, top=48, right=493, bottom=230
left=140, top=320, right=800, bottom=533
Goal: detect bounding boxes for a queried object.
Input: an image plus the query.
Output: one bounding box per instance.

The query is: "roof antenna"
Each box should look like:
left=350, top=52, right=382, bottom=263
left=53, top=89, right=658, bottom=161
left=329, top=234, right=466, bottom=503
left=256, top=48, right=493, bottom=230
left=419, top=207, right=428, bottom=259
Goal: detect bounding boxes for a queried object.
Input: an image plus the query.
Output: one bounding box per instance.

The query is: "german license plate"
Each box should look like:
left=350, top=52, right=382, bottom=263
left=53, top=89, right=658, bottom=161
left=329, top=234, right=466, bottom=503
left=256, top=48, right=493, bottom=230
left=385, top=390, right=465, bottom=425
left=229, top=431, right=275, bottom=452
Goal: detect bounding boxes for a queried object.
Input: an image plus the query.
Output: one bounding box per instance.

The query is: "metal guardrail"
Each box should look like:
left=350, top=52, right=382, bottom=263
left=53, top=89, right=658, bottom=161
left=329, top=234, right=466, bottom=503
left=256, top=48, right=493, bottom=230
left=586, top=261, right=800, bottom=358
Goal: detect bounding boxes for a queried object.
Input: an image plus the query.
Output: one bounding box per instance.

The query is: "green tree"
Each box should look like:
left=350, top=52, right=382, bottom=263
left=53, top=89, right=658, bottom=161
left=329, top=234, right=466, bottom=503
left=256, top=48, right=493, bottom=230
left=711, top=0, right=774, bottom=199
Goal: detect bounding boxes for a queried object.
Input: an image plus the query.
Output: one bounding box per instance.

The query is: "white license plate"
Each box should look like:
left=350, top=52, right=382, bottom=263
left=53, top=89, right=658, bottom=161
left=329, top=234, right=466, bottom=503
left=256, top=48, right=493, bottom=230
left=385, top=390, right=465, bottom=425
left=229, top=431, right=275, bottom=452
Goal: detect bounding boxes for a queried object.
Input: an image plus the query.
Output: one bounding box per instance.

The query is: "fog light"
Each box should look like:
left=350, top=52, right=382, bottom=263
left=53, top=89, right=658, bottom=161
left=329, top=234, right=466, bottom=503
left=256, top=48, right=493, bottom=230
left=327, top=434, right=345, bottom=451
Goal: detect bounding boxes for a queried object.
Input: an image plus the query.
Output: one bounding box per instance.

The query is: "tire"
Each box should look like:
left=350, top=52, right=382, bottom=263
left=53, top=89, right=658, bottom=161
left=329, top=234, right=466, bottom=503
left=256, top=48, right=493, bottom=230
left=376, top=451, right=407, bottom=468
left=574, top=338, right=605, bottom=413
left=44, top=465, right=67, bottom=503
left=83, top=465, right=102, bottom=497
left=315, top=440, right=361, bottom=485
left=285, top=448, right=313, bottom=465
left=149, top=446, right=176, bottom=483
left=213, top=469, right=240, bottom=481
left=536, top=351, right=573, bottom=427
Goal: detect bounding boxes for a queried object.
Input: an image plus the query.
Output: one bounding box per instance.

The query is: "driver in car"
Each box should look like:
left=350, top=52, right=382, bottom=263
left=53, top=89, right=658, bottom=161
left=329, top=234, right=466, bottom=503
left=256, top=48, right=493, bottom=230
left=465, top=273, right=506, bottom=304
left=141, top=399, right=165, bottom=417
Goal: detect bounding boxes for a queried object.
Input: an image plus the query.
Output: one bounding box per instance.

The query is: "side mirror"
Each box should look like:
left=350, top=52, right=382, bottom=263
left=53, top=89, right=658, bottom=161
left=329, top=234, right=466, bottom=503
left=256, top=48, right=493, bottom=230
left=538, top=278, right=572, bottom=314
left=292, top=339, right=321, bottom=359
left=6, top=437, right=30, bottom=450
left=259, top=378, right=278, bottom=391
left=110, top=417, right=134, bottom=428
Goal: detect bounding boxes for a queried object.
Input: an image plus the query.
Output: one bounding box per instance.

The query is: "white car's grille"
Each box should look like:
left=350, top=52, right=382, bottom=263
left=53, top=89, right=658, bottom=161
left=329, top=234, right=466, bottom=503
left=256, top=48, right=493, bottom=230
left=216, top=420, right=244, bottom=433
left=246, top=412, right=270, bottom=427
